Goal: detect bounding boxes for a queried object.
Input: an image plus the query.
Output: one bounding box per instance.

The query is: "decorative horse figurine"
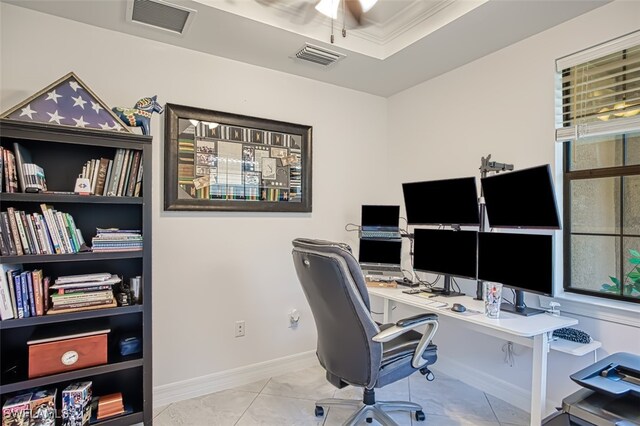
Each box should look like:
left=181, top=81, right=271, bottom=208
left=112, top=95, right=164, bottom=135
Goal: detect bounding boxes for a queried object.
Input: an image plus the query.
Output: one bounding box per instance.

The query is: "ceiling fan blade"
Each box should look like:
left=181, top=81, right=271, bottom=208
left=344, top=0, right=363, bottom=25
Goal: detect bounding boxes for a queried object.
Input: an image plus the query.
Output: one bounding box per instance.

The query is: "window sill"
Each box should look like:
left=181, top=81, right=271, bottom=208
left=539, top=292, right=640, bottom=328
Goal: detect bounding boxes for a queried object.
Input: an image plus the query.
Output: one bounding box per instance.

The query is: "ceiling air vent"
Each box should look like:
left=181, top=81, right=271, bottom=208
left=126, top=0, right=196, bottom=35
left=294, top=43, right=346, bottom=67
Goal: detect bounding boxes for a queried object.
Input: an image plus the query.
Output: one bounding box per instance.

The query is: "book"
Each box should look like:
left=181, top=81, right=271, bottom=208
left=55, top=273, right=112, bottom=284
left=13, top=142, right=33, bottom=193
left=22, top=163, right=47, bottom=193
left=5, top=149, right=19, bottom=193
left=0, top=226, right=10, bottom=256
left=6, top=207, right=24, bottom=255
left=24, top=211, right=42, bottom=254
left=1, top=212, right=17, bottom=255
left=30, top=388, right=56, bottom=426
left=116, top=149, right=131, bottom=196
left=43, top=276, right=51, bottom=312
left=0, top=264, right=18, bottom=320
left=133, top=163, right=143, bottom=197
left=46, top=300, right=117, bottom=315
left=6, top=266, right=21, bottom=320
left=0, top=147, right=4, bottom=192
left=12, top=208, right=31, bottom=255
left=102, top=160, right=113, bottom=196
left=2, top=392, right=32, bottom=426
left=62, top=382, right=92, bottom=426
left=90, top=159, right=100, bottom=195
left=56, top=285, right=113, bottom=295
left=54, top=211, right=73, bottom=253
left=106, top=149, right=124, bottom=197
left=126, top=150, right=141, bottom=197
left=13, top=270, right=24, bottom=318
left=33, top=269, right=44, bottom=316
left=40, top=204, right=62, bottom=254
left=94, top=158, right=110, bottom=196
left=26, top=271, right=36, bottom=317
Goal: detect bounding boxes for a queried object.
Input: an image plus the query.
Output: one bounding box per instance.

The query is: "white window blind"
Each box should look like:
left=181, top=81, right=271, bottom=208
left=556, top=30, right=640, bottom=142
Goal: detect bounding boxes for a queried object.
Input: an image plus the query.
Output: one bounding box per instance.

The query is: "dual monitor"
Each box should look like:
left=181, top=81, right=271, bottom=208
left=402, top=164, right=561, bottom=229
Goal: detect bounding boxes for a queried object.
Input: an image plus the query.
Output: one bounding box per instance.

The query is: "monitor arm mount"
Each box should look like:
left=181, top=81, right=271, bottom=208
left=475, top=154, right=514, bottom=300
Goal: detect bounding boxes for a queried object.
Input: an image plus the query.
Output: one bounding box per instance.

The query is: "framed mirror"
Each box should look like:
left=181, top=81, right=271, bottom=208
left=164, top=103, right=312, bottom=212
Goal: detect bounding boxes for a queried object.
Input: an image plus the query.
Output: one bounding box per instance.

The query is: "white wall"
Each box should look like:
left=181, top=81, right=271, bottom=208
left=387, top=0, right=640, bottom=412
left=0, top=2, right=389, bottom=397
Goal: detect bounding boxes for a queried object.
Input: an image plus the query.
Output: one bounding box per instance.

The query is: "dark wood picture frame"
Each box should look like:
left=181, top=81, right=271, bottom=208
left=164, top=103, right=312, bottom=212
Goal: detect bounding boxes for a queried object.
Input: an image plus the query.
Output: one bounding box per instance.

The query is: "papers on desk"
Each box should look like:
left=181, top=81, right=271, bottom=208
left=411, top=293, right=449, bottom=309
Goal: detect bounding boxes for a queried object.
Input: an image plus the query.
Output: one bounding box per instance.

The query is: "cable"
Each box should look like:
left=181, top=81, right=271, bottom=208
left=451, top=277, right=462, bottom=293
left=502, top=341, right=515, bottom=367
left=345, top=223, right=361, bottom=232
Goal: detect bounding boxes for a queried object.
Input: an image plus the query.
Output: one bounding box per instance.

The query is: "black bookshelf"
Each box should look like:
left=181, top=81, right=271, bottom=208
left=0, top=119, right=153, bottom=424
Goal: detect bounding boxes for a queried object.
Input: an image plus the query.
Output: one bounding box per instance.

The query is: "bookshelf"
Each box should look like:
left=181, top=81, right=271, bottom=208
left=0, top=119, right=152, bottom=425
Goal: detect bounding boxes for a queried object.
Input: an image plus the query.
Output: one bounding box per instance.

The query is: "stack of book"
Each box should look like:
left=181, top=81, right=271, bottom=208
left=47, top=273, right=120, bottom=315
left=1, top=143, right=47, bottom=193
left=91, top=228, right=142, bottom=253
left=0, top=204, right=86, bottom=256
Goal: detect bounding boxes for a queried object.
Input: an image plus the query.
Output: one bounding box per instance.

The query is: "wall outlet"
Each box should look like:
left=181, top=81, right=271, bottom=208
left=235, top=320, right=245, bottom=337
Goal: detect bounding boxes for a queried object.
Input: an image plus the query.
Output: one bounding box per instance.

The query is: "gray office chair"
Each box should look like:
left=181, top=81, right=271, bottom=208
left=291, top=238, right=439, bottom=425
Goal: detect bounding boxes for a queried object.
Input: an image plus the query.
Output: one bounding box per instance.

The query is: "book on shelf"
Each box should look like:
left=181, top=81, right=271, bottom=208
left=13, top=142, right=47, bottom=193
left=2, top=392, right=32, bottom=426
left=0, top=264, right=21, bottom=321
left=2, top=147, right=19, bottom=193
left=91, top=228, right=142, bottom=252
left=1, top=212, right=18, bottom=255
left=6, top=207, right=24, bottom=255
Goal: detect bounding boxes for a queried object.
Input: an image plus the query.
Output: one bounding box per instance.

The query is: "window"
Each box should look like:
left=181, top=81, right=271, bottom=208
left=557, top=31, right=640, bottom=303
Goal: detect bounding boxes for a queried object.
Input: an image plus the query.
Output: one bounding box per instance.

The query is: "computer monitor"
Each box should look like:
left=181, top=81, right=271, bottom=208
left=412, top=228, right=478, bottom=296
left=402, top=177, right=480, bottom=226
left=360, top=205, right=401, bottom=239
left=480, top=164, right=561, bottom=229
left=477, top=232, right=552, bottom=316
left=358, top=238, right=403, bottom=278
left=361, top=205, right=400, bottom=228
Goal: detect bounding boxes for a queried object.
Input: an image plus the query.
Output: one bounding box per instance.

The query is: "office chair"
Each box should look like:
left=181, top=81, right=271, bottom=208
left=291, top=238, right=439, bottom=425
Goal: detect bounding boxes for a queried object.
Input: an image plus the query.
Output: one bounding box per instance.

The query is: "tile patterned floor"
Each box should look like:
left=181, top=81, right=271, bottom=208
left=153, top=365, right=530, bottom=425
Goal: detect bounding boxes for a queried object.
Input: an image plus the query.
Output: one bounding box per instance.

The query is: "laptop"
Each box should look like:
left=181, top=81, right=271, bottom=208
left=358, top=238, right=403, bottom=281
left=360, top=205, right=401, bottom=240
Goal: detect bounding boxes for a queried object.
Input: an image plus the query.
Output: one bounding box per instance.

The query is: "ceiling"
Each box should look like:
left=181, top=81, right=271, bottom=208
left=4, top=0, right=610, bottom=97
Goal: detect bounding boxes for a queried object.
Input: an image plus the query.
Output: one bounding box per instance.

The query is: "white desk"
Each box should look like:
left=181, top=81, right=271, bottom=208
left=368, top=287, right=578, bottom=426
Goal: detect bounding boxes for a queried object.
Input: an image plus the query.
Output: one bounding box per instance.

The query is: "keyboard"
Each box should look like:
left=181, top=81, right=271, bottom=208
left=360, top=230, right=401, bottom=239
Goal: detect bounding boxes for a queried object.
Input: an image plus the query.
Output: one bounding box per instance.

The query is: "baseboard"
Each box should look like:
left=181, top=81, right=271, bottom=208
left=431, top=357, right=539, bottom=414
left=153, top=350, right=318, bottom=407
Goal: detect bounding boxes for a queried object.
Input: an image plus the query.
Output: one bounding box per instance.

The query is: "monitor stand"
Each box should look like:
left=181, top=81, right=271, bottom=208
left=500, top=290, right=545, bottom=316
left=424, top=275, right=464, bottom=297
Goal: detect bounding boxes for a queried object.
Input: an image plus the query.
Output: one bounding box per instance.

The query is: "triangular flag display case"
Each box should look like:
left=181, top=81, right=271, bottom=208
left=1, top=72, right=131, bottom=133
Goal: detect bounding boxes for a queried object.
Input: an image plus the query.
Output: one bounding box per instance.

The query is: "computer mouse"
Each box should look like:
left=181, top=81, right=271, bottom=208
left=451, top=303, right=466, bottom=313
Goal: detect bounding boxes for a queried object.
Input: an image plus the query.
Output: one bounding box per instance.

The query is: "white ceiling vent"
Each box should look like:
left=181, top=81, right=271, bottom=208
left=293, top=44, right=346, bottom=67
left=126, top=0, right=196, bottom=35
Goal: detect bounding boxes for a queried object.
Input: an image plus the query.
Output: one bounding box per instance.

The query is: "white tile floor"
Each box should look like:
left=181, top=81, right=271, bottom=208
left=153, top=365, right=530, bottom=425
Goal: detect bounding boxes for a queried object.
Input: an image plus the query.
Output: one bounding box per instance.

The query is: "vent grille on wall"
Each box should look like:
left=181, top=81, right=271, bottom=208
left=126, top=0, right=196, bottom=35
left=294, top=44, right=346, bottom=67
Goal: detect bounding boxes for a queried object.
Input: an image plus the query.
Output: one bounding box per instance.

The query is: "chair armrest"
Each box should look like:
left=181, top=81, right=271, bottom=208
left=373, top=314, right=439, bottom=369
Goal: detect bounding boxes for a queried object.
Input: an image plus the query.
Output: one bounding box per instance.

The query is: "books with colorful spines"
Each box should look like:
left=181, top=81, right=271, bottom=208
left=22, top=163, right=47, bottom=193
left=16, top=272, right=30, bottom=318
left=106, top=149, right=125, bottom=197
left=30, top=388, right=56, bottom=426
left=4, top=265, right=22, bottom=320
left=51, top=290, right=114, bottom=305
left=2, top=392, right=32, bottom=426
left=39, top=204, right=62, bottom=254
left=12, top=208, right=31, bottom=255
left=23, top=211, right=41, bottom=254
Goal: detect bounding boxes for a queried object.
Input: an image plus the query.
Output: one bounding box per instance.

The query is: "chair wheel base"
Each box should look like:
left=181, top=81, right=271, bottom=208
left=315, top=406, right=324, bottom=417
left=415, top=410, right=426, bottom=421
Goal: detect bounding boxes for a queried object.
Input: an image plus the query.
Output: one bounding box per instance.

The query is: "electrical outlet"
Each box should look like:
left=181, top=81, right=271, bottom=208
left=235, top=320, right=245, bottom=337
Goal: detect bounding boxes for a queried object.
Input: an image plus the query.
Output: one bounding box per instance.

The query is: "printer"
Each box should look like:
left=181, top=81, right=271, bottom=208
left=543, top=352, right=640, bottom=425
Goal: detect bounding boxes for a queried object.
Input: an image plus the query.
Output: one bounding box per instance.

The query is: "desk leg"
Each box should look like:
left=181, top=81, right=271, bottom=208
left=382, top=298, right=392, bottom=324
left=530, top=333, right=549, bottom=426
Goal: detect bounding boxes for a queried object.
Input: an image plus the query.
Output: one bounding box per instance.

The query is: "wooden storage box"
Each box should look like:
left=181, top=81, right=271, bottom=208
left=27, top=330, right=110, bottom=379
